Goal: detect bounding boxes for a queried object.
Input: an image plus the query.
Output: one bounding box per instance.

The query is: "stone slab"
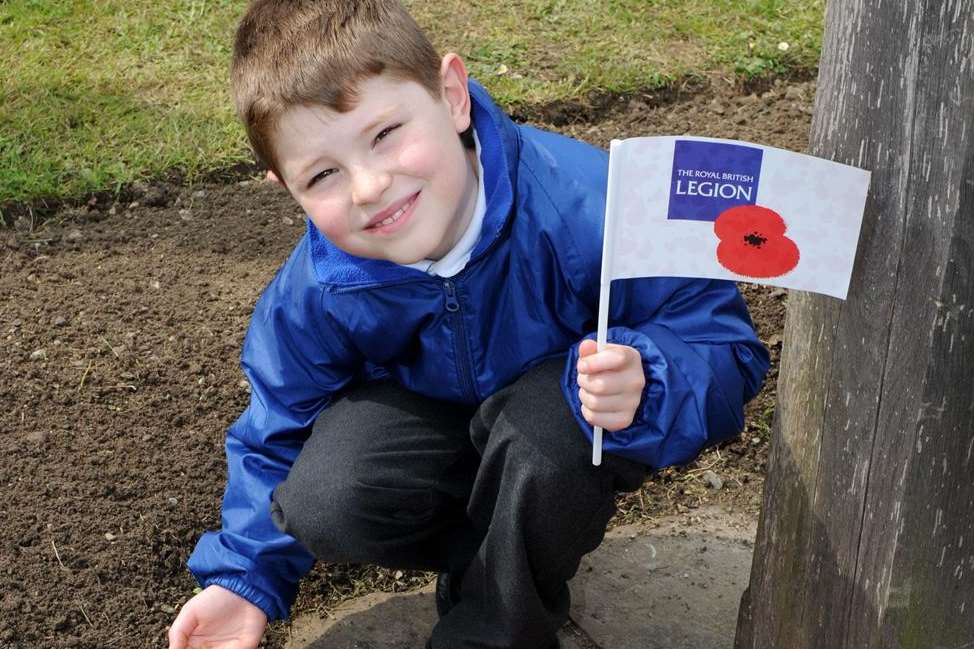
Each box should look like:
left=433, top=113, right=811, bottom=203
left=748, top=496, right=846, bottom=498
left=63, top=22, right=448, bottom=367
left=285, top=584, right=589, bottom=649
left=286, top=506, right=756, bottom=649
left=569, top=507, right=757, bottom=649
left=285, top=587, right=437, bottom=649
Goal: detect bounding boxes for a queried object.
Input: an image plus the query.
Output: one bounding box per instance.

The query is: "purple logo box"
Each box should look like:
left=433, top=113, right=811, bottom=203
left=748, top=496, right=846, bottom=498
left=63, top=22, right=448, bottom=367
left=667, top=140, right=764, bottom=222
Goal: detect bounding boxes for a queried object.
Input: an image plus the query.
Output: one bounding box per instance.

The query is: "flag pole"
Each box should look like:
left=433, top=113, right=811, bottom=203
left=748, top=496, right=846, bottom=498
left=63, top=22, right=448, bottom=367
left=593, top=139, right=623, bottom=466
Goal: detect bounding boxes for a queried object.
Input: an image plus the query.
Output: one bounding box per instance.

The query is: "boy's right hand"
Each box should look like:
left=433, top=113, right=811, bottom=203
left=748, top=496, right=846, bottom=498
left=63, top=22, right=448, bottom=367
left=167, top=585, right=267, bottom=649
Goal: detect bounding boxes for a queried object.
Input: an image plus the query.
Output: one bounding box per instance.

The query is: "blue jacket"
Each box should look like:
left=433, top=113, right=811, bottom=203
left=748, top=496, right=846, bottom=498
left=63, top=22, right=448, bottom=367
left=188, top=81, right=769, bottom=620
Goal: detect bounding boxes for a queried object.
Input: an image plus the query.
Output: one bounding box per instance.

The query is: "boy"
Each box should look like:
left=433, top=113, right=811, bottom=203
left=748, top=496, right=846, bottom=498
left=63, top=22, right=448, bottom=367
left=168, top=1, right=769, bottom=648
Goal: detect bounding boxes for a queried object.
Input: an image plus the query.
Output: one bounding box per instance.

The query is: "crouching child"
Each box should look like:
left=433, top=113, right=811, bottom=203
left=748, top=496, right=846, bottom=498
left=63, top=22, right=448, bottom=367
left=168, top=2, right=769, bottom=648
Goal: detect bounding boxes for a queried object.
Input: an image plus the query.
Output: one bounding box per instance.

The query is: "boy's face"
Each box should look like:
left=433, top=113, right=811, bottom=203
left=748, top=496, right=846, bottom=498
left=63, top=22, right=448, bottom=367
left=272, top=55, right=479, bottom=265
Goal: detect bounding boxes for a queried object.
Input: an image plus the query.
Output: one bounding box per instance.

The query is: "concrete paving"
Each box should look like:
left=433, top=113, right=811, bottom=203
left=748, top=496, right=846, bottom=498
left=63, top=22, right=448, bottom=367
left=285, top=506, right=756, bottom=649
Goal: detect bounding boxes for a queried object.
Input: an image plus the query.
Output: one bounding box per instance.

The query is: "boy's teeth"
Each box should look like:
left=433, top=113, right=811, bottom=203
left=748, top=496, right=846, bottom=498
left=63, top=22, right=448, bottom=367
left=378, top=204, right=407, bottom=227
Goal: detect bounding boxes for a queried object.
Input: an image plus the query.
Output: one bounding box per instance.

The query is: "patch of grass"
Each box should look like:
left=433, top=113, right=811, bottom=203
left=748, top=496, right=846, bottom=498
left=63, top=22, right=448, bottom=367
left=1, top=0, right=248, bottom=204
left=1, top=0, right=823, bottom=204
left=415, top=0, right=823, bottom=106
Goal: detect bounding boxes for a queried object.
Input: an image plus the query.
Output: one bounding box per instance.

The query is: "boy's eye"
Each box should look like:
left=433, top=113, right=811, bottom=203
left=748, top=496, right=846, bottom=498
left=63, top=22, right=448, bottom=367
left=307, top=169, right=335, bottom=189
left=374, top=123, right=401, bottom=145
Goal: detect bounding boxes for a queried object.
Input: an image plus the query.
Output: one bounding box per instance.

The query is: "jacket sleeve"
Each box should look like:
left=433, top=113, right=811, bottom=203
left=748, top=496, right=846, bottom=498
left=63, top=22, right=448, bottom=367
left=186, top=266, right=361, bottom=620
left=561, top=276, right=769, bottom=469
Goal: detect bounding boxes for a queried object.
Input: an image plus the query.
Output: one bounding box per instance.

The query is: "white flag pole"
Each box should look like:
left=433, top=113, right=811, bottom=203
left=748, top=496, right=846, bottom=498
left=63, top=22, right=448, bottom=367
left=592, top=139, right=624, bottom=466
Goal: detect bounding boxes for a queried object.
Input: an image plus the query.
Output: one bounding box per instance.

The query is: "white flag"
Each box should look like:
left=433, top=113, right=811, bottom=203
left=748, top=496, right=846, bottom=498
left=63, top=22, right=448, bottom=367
left=590, top=136, right=870, bottom=465
left=603, top=136, right=871, bottom=298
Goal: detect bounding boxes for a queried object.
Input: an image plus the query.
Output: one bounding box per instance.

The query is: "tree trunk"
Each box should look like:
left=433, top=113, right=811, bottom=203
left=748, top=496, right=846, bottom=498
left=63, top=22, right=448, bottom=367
left=736, top=1, right=974, bottom=647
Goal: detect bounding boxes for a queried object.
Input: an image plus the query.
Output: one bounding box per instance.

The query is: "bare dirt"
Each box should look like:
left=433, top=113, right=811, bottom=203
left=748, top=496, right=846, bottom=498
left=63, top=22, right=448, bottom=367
left=0, top=76, right=814, bottom=649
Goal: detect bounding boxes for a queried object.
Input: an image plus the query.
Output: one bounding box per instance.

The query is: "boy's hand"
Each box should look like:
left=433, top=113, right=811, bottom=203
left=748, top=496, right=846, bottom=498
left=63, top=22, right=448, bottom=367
left=576, top=339, right=646, bottom=432
left=167, top=585, right=267, bottom=649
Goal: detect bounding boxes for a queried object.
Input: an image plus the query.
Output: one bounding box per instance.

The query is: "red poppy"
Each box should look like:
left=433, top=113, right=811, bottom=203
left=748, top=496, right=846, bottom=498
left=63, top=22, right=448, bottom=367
left=714, top=205, right=800, bottom=278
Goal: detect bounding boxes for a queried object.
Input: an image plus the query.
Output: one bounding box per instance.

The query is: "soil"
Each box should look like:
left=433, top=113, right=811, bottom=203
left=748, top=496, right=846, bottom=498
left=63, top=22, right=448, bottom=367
left=0, top=76, right=813, bottom=649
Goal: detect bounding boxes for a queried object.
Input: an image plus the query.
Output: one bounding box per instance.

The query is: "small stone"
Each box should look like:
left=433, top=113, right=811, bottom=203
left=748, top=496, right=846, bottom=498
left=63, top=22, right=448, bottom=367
left=179, top=209, right=191, bottom=221
left=193, top=189, right=207, bottom=198
left=26, top=431, right=49, bottom=444
left=108, top=205, right=117, bottom=216
left=238, top=180, right=252, bottom=187
left=238, top=379, right=251, bottom=392
left=282, top=216, right=294, bottom=226
left=67, top=230, right=83, bottom=241
left=104, top=532, right=117, bottom=541
left=128, top=201, right=140, bottom=209
left=150, top=280, right=161, bottom=290
left=771, top=288, right=787, bottom=298
left=52, top=316, right=67, bottom=327
left=752, top=436, right=763, bottom=446
left=394, top=570, right=404, bottom=579
left=30, top=349, right=47, bottom=361
left=159, top=604, right=177, bottom=615
left=167, top=497, right=179, bottom=506
left=702, top=470, right=724, bottom=490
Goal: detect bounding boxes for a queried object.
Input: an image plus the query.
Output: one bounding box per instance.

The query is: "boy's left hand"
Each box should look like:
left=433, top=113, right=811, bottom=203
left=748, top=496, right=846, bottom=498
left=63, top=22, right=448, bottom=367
left=576, top=339, right=646, bottom=432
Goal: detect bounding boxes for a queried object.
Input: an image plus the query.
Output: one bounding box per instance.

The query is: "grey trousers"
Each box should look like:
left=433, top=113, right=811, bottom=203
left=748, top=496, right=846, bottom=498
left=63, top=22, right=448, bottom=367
left=270, top=358, right=647, bottom=649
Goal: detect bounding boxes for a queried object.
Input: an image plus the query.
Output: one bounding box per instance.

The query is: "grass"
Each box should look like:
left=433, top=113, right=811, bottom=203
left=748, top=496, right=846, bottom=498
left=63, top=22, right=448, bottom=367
left=0, top=0, right=823, bottom=205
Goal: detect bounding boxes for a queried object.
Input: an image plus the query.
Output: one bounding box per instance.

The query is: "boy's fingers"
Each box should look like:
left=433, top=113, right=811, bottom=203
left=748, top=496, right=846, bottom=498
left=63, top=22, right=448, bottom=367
left=577, top=346, right=629, bottom=374
left=578, top=339, right=598, bottom=358
left=580, top=404, right=635, bottom=432
left=578, top=387, right=637, bottom=413
left=167, top=624, right=187, bottom=649
left=167, top=601, right=197, bottom=649
left=577, top=370, right=632, bottom=395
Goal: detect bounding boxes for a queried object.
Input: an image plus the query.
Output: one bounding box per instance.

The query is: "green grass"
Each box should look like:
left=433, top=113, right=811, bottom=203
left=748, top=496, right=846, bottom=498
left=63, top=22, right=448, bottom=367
left=420, top=0, right=823, bottom=106
left=0, top=0, right=823, bottom=205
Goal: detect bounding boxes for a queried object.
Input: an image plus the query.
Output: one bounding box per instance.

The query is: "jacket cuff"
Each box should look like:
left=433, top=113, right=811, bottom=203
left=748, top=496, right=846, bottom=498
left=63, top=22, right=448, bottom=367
left=187, top=531, right=302, bottom=621
left=195, top=573, right=286, bottom=621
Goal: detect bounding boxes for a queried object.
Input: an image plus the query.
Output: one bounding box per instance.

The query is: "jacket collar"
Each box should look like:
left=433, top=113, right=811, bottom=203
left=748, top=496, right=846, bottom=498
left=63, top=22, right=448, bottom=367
left=306, top=79, right=519, bottom=288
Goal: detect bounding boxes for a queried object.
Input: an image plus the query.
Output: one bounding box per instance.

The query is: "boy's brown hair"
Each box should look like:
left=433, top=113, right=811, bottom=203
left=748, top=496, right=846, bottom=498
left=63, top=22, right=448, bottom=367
left=232, top=0, right=443, bottom=179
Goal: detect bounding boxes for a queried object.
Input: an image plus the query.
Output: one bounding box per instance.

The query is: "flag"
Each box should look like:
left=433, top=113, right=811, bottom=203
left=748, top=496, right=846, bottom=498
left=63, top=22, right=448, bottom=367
left=590, top=136, right=870, bottom=465
left=603, top=136, right=871, bottom=298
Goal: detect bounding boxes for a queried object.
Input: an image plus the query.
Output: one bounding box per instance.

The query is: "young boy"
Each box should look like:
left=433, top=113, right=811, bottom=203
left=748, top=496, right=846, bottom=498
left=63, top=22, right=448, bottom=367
left=168, top=1, right=769, bottom=648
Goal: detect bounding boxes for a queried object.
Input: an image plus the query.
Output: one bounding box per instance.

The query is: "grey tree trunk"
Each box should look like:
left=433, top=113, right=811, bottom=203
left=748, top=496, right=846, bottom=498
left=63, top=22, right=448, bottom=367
left=735, top=1, right=974, bottom=647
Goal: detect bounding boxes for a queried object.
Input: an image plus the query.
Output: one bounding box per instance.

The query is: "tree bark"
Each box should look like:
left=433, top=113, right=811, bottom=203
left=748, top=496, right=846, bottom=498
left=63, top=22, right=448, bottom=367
left=736, top=1, right=974, bottom=647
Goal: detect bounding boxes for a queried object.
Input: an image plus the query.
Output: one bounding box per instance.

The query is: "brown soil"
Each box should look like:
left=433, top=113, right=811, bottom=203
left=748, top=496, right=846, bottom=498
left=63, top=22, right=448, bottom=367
left=0, top=76, right=813, bottom=649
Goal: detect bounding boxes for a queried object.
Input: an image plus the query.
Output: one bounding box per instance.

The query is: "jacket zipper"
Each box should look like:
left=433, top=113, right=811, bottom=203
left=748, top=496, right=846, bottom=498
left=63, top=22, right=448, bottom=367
left=443, top=280, right=478, bottom=402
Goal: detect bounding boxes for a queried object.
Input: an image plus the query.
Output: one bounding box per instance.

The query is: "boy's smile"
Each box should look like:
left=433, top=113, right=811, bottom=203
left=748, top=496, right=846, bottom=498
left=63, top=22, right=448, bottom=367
left=272, top=56, right=479, bottom=265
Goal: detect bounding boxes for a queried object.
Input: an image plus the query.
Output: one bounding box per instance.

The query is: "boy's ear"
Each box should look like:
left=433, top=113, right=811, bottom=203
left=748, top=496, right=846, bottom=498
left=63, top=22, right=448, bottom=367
left=439, top=53, right=472, bottom=134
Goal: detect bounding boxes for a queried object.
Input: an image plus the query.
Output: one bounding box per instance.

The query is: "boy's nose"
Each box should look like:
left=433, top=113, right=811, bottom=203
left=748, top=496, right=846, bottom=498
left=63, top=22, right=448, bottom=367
left=350, top=166, right=392, bottom=206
